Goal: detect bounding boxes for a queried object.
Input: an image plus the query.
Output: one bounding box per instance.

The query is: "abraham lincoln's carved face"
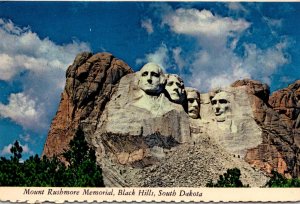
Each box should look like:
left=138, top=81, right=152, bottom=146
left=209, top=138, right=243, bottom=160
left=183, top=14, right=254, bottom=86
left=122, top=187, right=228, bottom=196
left=211, top=92, right=230, bottom=122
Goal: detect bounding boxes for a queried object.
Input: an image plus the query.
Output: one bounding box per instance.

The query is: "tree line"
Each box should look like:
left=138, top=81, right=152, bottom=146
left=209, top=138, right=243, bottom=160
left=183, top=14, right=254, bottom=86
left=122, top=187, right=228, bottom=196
left=206, top=167, right=300, bottom=187
left=0, top=129, right=104, bottom=187
left=0, top=131, right=299, bottom=187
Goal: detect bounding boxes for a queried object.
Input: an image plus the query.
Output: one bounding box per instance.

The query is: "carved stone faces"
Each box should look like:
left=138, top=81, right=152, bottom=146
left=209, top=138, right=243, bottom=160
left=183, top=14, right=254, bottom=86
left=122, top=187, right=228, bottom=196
left=138, top=63, right=165, bottom=95
left=165, top=74, right=185, bottom=104
left=211, top=91, right=230, bottom=122
left=186, top=88, right=200, bottom=119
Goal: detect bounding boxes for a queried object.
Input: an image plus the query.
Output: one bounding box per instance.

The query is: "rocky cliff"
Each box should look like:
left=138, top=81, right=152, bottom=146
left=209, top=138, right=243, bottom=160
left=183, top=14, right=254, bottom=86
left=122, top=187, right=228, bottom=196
left=43, top=52, right=300, bottom=186
left=232, top=80, right=299, bottom=178
left=43, top=52, right=133, bottom=157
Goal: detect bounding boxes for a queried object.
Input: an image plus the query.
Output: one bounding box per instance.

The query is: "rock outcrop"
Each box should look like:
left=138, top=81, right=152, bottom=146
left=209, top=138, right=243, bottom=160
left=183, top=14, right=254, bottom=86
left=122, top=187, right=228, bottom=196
left=43, top=52, right=133, bottom=157
left=232, top=79, right=299, bottom=178
left=43, top=53, right=300, bottom=187
left=269, top=80, right=300, bottom=129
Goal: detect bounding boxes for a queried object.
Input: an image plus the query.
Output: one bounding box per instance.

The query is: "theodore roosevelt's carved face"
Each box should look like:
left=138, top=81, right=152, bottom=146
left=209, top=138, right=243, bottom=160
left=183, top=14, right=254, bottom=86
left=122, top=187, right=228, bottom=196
left=211, top=92, right=230, bottom=122
left=165, top=74, right=185, bottom=103
left=138, top=63, right=165, bottom=95
left=186, top=88, right=200, bottom=119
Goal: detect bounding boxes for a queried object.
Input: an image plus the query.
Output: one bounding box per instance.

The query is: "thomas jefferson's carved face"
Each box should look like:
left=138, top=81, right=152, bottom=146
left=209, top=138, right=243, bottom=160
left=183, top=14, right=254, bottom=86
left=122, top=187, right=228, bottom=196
left=138, top=63, right=165, bottom=95
left=165, top=74, right=185, bottom=103
left=211, top=92, right=230, bottom=122
left=186, top=89, right=200, bottom=119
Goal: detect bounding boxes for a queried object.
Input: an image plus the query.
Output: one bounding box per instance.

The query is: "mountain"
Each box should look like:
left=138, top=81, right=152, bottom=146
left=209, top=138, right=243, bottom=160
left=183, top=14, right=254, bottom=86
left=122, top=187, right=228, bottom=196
left=43, top=52, right=300, bottom=186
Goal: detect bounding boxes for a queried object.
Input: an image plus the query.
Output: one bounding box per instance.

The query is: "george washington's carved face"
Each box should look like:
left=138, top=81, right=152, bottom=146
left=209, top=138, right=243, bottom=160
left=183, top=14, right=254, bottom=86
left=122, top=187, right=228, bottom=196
left=211, top=92, right=230, bottom=122
left=138, top=63, right=165, bottom=95
left=186, top=88, right=200, bottom=119
left=165, top=74, right=185, bottom=103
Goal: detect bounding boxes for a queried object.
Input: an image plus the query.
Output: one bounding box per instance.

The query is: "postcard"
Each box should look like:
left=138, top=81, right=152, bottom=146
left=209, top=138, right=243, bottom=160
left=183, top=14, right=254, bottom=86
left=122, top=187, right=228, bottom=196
left=0, top=1, right=300, bottom=203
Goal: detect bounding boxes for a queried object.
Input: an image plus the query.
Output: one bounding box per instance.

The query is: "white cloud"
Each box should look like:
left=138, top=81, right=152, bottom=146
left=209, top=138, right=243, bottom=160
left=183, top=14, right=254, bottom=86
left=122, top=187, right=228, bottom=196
left=161, top=8, right=289, bottom=91
left=242, top=41, right=289, bottom=83
left=22, top=144, right=34, bottom=155
left=1, top=144, right=13, bottom=155
left=136, top=43, right=169, bottom=71
left=141, top=19, right=154, bottom=34
left=172, top=47, right=185, bottom=72
left=187, top=39, right=289, bottom=90
left=0, top=53, right=17, bottom=80
left=1, top=142, right=34, bottom=156
left=0, top=19, right=90, bottom=132
left=163, top=8, right=250, bottom=48
left=0, top=93, right=43, bottom=130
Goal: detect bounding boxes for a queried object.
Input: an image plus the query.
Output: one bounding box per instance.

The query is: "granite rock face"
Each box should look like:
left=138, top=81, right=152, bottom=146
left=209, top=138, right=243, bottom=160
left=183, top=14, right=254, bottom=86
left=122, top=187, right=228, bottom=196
left=90, top=71, right=191, bottom=186
left=269, top=80, right=300, bottom=129
left=43, top=52, right=133, bottom=157
left=43, top=53, right=300, bottom=187
left=231, top=79, right=270, bottom=124
left=232, top=79, right=299, bottom=178
left=268, top=80, right=300, bottom=176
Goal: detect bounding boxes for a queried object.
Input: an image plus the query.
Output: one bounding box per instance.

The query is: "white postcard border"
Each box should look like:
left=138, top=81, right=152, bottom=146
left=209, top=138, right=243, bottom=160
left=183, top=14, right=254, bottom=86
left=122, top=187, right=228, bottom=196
left=0, top=187, right=300, bottom=203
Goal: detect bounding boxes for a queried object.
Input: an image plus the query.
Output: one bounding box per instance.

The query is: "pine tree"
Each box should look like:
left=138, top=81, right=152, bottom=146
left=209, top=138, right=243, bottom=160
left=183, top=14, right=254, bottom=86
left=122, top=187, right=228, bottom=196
left=0, top=141, right=25, bottom=186
left=0, top=130, right=104, bottom=187
left=206, top=168, right=248, bottom=187
left=266, top=170, right=300, bottom=187
left=62, top=129, right=104, bottom=187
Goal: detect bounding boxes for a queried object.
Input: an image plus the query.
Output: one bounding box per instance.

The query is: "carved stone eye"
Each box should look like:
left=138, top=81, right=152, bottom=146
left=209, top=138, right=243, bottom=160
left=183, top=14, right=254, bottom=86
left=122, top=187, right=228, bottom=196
left=188, top=99, right=195, bottom=103
left=211, top=100, right=217, bottom=105
left=151, top=72, right=160, bottom=77
left=176, top=82, right=183, bottom=89
left=141, top=71, right=148, bottom=77
left=219, top=99, right=228, bottom=104
left=167, top=81, right=174, bottom=86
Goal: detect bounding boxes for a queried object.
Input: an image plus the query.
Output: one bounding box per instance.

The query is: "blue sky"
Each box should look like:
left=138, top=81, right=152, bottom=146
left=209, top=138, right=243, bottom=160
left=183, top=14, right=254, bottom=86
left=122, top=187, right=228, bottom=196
left=0, top=2, right=299, bottom=159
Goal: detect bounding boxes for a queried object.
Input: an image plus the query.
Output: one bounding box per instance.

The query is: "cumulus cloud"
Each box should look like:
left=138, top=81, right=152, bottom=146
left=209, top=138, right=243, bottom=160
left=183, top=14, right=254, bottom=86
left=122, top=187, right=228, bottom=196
left=136, top=43, right=170, bottom=70
left=163, top=8, right=250, bottom=48
left=242, top=41, right=289, bottom=83
left=1, top=144, right=13, bottom=156
left=0, top=93, right=43, bottom=129
left=0, top=19, right=90, bottom=132
left=141, top=19, right=154, bottom=34
left=161, top=8, right=289, bottom=91
left=0, top=53, right=16, bottom=80
left=1, top=142, right=34, bottom=156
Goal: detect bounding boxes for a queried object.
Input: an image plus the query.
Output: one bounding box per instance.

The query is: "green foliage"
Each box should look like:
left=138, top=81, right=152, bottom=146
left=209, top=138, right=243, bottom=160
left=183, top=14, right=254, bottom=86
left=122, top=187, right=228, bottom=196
left=62, top=129, right=104, bottom=187
left=0, top=130, right=104, bottom=187
left=206, top=168, right=249, bottom=187
left=266, top=170, right=300, bottom=187
left=10, top=140, right=23, bottom=161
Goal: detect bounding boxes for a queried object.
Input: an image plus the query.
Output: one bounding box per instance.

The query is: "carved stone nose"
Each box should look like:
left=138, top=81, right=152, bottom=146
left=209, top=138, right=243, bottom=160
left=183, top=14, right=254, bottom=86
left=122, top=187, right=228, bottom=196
left=147, top=79, right=152, bottom=84
left=216, top=107, right=220, bottom=112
